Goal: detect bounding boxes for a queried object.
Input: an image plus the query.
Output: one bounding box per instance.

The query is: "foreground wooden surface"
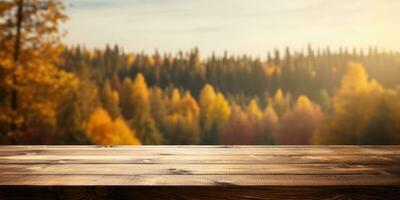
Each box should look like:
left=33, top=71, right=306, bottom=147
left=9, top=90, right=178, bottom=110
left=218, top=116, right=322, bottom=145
left=0, top=145, right=399, bottom=199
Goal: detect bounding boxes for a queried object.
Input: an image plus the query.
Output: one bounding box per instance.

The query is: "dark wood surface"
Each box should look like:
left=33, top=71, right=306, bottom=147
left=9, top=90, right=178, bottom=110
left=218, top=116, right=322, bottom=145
left=0, top=145, right=399, bottom=199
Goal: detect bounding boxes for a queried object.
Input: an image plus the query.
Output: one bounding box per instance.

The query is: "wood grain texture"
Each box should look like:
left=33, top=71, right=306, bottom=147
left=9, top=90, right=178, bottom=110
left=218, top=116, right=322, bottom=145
left=0, top=146, right=399, bottom=199
left=1, top=163, right=398, bottom=175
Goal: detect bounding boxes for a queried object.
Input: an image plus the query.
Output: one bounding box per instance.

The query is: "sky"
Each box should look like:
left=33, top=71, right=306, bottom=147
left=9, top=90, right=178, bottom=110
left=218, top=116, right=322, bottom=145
left=63, top=0, right=400, bottom=57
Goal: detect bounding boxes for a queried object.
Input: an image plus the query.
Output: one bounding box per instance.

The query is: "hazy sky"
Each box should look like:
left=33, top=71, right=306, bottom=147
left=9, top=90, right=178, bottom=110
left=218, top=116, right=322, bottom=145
left=63, top=0, right=400, bottom=57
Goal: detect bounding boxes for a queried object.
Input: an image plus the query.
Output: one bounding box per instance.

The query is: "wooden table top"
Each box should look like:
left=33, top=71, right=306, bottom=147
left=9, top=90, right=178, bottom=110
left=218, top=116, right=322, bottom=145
left=0, top=145, right=400, bottom=186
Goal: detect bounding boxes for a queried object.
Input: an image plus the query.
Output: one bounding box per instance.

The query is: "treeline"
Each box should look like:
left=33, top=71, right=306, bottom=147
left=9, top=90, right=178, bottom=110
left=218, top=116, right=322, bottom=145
left=72, top=58, right=400, bottom=144
left=53, top=60, right=400, bottom=145
left=61, top=45, right=400, bottom=106
left=2, top=43, right=400, bottom=144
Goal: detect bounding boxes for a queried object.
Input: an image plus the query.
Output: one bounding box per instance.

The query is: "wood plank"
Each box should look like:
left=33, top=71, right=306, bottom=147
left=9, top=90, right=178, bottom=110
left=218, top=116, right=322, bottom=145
left=0, top=154, right=399, bottom=164
left=1, top=174, right=400, bottom=186
left=0, top=146, right=399, bottom=190
left=0, top=163, right=398, bottom=175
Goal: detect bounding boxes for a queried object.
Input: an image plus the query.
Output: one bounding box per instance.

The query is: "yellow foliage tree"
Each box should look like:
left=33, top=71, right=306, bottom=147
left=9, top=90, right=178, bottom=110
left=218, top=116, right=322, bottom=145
left=202, top=92, right=231, bottom=144
left=247, top=98, right=263, bottom=120
left=199, top=84, right=216, bottom=121
left=0, top=0, right=78, bottom=143
left=272, top=88, right=291, bottom=116
left=126, top=73, right=162, bottom=144
left=333, top=63, right=384, bottom=126
left=164, top=91, right=200, bottom=144
left=132, top=73, right=150, bottom=106
left=205, top=93, right=231, bottom=130
left=84, top=108, right=140, bottom=145
left=120, top=73, right=150, bottom=120
left=170, top=88, right=181, bottom=112
left=315, top=62, right=400, bottom=144
left=199, top=84, right=216, bottom=118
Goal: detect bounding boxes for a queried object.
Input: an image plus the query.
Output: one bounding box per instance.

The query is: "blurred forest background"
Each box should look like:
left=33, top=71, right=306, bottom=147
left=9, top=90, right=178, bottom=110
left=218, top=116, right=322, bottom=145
left=1, top=1, right=400, bottom=145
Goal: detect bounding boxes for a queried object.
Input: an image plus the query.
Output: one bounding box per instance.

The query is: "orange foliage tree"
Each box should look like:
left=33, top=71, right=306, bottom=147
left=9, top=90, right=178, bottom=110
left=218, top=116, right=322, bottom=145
left=220, top=105, right=254, bottom=145
left=277, top=95, right=323, bottom=144
left=254, top=104, right=279, bottom=144
left=84, top=107, right=140, bottom=145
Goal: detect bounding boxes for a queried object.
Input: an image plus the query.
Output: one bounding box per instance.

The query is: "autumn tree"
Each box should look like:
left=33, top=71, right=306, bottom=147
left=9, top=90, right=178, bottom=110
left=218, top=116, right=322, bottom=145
left=0, top=0, right=77, bottom=143
left=84, top=107, right=140, bottom=145
left=125, top=73, right=163, bottom=144
left=56, top=79, right=100, bottom=144
left=277, top=95, right=323, bottom=145
left=246, top=98, right=263, bottom=120
left=120, top=77, right=135, bottom=119
left=271, top=89, right=291, bottom=116
left=199, top=84, right=216, bottom=119
left=202, top=91, right=231, bottom=144
left=100, top=80, right=120, bottom=119
left=315, top=62, right=400, bottom=144
left=220, top=105, right=254, bottom=144
left=149, top=87, right=168, bottom=134
left=254, top=105, right=279, bottom=144
left=164, top=91, right=200, bottom=144
left=170, top=88, right=181, bottom=113
left=360, top=95, right=400, bottom=144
